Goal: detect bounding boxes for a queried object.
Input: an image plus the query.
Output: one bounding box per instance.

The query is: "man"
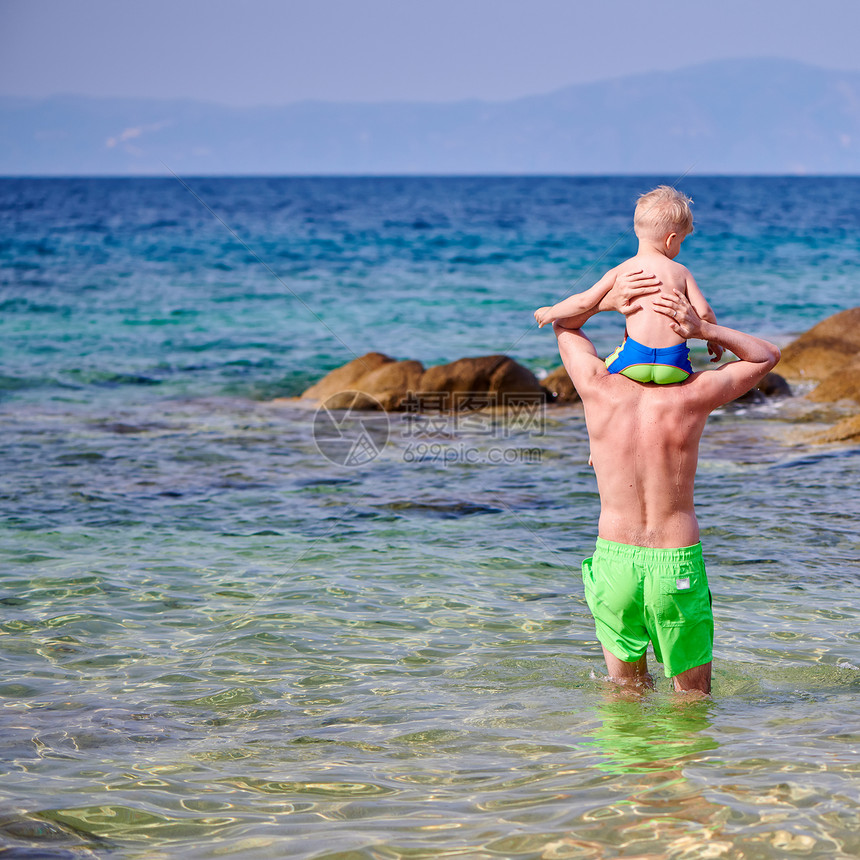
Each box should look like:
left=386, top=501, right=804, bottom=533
left=554, top=282, right=780, bottom=694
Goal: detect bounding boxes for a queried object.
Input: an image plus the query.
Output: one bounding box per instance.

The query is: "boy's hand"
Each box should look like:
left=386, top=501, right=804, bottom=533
left=601, top=269, right=662, bottom=316
left=534, top=306, right=556, bottom=328
left=707, top=341, right=724, bottom=362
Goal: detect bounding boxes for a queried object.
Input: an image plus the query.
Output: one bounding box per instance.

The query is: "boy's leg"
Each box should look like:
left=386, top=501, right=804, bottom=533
left=601, top=647, right=654, bottom=689
left=672, top=660, right=712, bottom=694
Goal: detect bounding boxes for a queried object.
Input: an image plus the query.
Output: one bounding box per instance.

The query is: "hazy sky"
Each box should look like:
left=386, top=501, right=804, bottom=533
left=2, top=0, right=859, bottom=105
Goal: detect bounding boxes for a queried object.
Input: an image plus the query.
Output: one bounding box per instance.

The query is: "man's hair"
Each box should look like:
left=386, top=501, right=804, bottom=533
left=634, top=186, right=694, bottom=238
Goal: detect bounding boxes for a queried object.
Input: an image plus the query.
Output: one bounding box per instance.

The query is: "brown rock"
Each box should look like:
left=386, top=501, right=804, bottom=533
left=301, top=352, right=393, bottom=401
left=542, top=365, right=580, bottom=403
left=415, top=355, right=545, bottom=408
left=355, top=359, right=425, bottom=410
left=303, top=352, right=547, bottom=411
left=777, top=307, right=860, bottom=380
left=301, top=353, right=425, bottom=411
left=811, top=413, right=860, bottom=444
left=317, top=390, right=385, bottom=411
left=807, top=356, right=860, bottom=404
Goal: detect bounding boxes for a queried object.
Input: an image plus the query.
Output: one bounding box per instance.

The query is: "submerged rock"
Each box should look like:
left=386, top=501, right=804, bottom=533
left=735, top=371, right=792, bottom=403
left=301, top=352, right=544, bottom=411
left=541, top=365, right=580, bottom=403
left=777, top=306, right=860, bottom=380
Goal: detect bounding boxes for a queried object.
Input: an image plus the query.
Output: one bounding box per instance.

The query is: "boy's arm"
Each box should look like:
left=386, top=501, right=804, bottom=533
left=685, top=272, right=723, bottom=361
left=534, top=270, right=617, bottom=329
left=535, top=268, right=662, bottom=330
left=654, top=289, right=780, bottom=407
left=684, top=273, right=716, bottom=322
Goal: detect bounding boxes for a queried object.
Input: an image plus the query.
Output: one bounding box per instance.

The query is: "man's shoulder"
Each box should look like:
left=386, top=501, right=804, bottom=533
left=675, top=364, right=748, bottom=411
left=577, top=366, right=642, bottom=401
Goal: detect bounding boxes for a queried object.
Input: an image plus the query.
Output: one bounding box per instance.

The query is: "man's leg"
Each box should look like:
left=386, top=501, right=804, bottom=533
left=672, top=661, right=711, bottom=695
left=601, top=646, right=655, bottom=689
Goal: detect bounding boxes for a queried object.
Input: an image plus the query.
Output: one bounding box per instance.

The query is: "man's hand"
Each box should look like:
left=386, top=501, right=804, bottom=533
left=652, top=289, right=708, bottom=340
left=534, top=306, right=556, bottom=328
left=599, top=269, right=662, bottom=316
left=654, top=290, right=723, bottom=362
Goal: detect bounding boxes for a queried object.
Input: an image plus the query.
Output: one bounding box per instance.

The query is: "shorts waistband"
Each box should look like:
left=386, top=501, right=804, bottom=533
left=621, top=336, right=690, bottom=361
left=594, top=537, right=703, bottom=563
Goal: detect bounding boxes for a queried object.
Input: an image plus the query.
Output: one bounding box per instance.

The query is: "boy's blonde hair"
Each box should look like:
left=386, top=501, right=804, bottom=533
left=634, top=186, right=694, bottom=239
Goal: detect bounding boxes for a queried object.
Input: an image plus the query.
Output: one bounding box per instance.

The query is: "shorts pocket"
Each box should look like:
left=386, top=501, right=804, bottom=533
left=655, top=563, right=707, bottom=628
left=581, top=556, right=596, bottom=606
left=581, top=556, right=594, bottom=582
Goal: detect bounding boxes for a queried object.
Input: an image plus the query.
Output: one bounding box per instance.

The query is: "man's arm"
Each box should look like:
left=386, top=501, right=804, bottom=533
left=538, top=268, right=662, bottom=330
left=552, top=320, right=608, bottom=395
left=654, top=289, right=780, bottom=407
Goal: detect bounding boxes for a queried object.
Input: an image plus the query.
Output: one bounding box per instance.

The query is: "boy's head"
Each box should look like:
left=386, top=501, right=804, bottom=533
left=634, top=186, right=694, bottom=242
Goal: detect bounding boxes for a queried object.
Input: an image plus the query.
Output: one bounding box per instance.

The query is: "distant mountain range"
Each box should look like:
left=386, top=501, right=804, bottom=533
left=2, top=59, right=859, bottom=175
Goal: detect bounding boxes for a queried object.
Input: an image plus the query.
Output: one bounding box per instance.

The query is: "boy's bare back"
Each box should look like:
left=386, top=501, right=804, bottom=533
left=609, top=252, right=695, bottom=348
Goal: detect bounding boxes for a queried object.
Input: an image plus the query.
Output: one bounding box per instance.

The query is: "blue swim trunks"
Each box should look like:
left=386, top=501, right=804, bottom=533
left=605, top=336, right=693, bottom=384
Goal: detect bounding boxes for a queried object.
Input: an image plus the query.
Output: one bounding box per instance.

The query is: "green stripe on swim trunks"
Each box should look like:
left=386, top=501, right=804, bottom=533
left=619, top=364, right=690, bottom=384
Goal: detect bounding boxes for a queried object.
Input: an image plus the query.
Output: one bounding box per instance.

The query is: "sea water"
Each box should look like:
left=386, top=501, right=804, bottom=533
left=0, top=176, right=859, bottom=858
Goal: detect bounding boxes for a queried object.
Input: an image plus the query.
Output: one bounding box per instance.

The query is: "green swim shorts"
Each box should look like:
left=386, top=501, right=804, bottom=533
left=581, top=538, right=713, bottom=678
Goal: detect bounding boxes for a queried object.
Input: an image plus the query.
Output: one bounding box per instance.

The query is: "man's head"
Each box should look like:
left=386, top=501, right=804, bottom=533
left=634, top=186, right=694, bottom=256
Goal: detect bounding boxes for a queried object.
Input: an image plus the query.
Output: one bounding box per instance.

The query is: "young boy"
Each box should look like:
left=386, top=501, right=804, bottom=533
left=535, top=186, right=722, bottom=383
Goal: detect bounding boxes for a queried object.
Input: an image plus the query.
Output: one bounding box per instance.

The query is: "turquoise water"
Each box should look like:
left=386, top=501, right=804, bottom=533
left=1, top=177, right=860, bottom=858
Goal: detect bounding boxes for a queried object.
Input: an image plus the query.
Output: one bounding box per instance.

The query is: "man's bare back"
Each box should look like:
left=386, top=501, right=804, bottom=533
left=583, top=372, right=707, bottom=548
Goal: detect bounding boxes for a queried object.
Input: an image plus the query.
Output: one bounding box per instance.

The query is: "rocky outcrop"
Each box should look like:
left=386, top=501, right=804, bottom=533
left=301, top=352, right=423, bottom=411
left=301, top=352, right=545, bottom=411
left=300, top=352, right=424, bottom=410
left=775, top=307, right=860, bottom=444
left=415, top=355, right=544, bottom=404
left=777, top=307, right=860, bottom=380
left=807, top=356, right=860, bottom=404
left=812, top=413, right=860, bottom=444
left=300, top=350, right=799, bottom=411
left=301, top=352, right=394, bottom=402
